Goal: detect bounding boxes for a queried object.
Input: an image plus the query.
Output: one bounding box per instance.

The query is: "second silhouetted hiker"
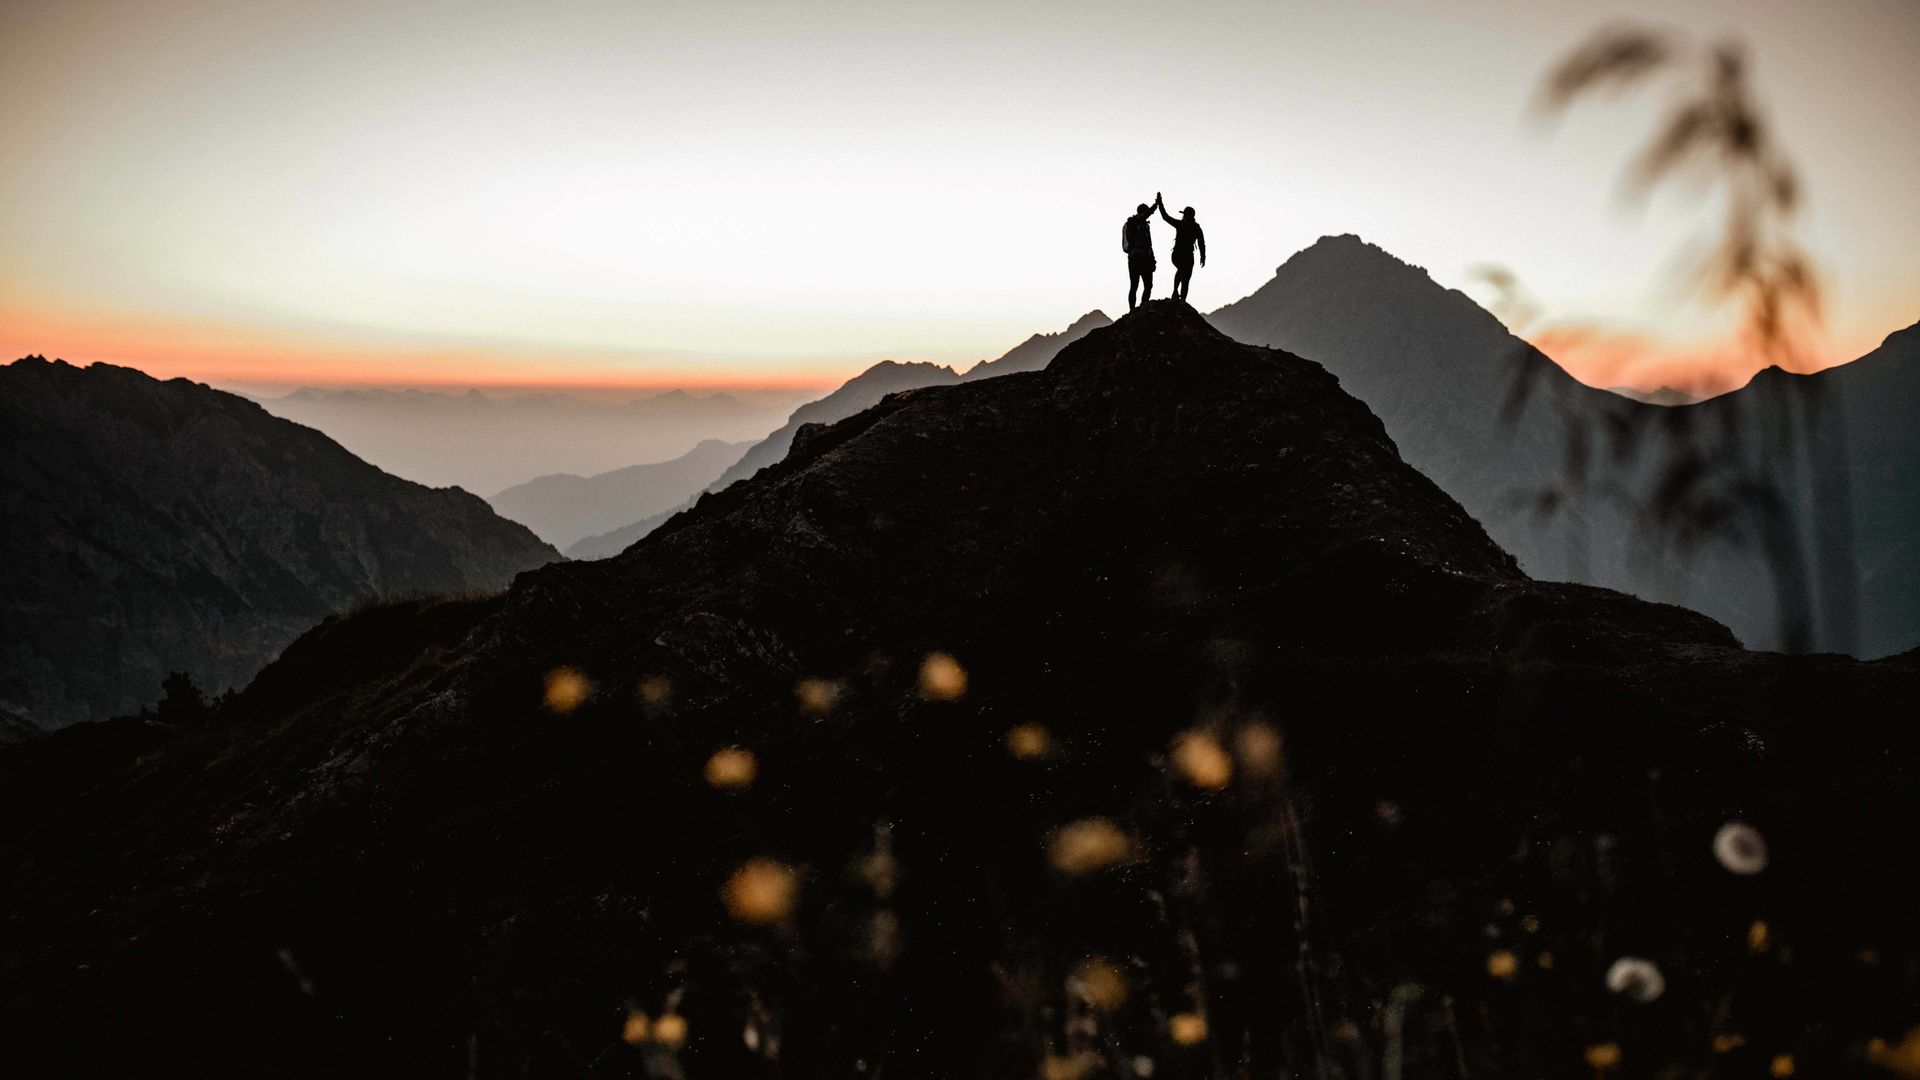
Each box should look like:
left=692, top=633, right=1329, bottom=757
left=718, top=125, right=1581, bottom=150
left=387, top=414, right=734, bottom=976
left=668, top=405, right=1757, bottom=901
left=1122, top=202, right=1156, bottom=311
left=1156, top=192, right=1206, bottom=302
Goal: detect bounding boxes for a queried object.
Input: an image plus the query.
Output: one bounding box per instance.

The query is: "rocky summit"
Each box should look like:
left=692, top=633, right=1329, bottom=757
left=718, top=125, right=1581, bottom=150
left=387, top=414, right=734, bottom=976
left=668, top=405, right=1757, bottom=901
left=2, top=302, right=1914, bottom=1077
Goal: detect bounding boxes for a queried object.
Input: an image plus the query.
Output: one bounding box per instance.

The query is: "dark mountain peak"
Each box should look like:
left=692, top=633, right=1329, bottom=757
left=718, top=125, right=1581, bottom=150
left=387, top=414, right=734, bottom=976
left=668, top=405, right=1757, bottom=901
left=1064, top=308, right=1113, bottom=333
left=1013, top=307, right=1113, bottom=347
left=3, top=355, right=275, bottom=434
left=816, top=359, right=962, bottom=399
left=1051, top=297, right=1226, bottom=372
left=8, top=355, right=144, bottom=383
left=860, top=358, right=958, bottom=376
left=1255, top=233, right=1446, bottom=295
left=1210, top=234, right=1537, bottom=386
left=1, top=362, right=558, bottom=727
left=1736, top=362, right=1801, bottom=393
left=1207, top=236, right=1920, bottom=657
left=1246, top=234, right=1508, bottom=335
left=1284, top=231, right=1406, bottom=268
left=1856, top=318, right=1920, bottom=371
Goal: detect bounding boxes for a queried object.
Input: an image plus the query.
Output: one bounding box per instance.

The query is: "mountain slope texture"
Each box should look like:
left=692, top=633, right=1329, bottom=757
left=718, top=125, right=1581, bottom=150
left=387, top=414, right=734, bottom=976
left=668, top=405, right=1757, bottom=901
left=3, top=305, right=1913, bottom=1076
left=0, top=358, right=560, bottom=728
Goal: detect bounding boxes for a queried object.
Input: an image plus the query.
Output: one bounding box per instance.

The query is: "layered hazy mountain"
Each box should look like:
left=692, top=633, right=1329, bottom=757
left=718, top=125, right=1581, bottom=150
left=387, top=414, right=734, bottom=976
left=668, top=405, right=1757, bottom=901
left=1209, top=234, right=1919, bottom=658
left=0, top=358, right=560, bottom=729
left=253, top=385, right=810, bottom=494
left=567, top=310, right=1112, bottom=559
left=6, top=304, right=1912, bottom=1075
left=487, top=438, right=751, bottom=549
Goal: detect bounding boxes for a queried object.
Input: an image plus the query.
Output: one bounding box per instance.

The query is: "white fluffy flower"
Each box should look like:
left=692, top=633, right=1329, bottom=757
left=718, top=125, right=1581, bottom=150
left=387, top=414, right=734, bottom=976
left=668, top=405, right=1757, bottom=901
left=1713, top=821, right=1769, bottom=875
left=1605, top=956, right=1665, bottom=1003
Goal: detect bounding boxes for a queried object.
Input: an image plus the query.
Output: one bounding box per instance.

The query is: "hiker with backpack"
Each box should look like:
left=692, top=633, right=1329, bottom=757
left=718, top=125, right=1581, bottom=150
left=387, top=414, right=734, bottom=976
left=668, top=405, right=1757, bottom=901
left=1121, top=202, right=1157, bottom=311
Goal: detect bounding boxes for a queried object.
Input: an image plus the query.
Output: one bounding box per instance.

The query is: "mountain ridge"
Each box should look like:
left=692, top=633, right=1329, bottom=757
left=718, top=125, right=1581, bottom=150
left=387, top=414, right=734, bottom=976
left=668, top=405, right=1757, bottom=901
left=1207, top=234, right=1920, bottom=657
left=0, top=356, right=560, bottom=727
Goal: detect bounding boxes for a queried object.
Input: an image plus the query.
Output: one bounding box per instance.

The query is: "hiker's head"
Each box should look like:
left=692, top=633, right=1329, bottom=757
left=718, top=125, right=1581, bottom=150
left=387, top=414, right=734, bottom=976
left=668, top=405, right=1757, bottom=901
left=1182, top=207, right=1195, bottom=219
left=1136, top=203, right=1151, bottom=217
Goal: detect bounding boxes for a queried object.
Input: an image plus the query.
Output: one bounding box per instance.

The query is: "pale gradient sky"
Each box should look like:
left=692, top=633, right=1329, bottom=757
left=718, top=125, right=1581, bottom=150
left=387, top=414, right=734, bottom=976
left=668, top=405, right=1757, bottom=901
left=1, top=0, right=1914, bottom=392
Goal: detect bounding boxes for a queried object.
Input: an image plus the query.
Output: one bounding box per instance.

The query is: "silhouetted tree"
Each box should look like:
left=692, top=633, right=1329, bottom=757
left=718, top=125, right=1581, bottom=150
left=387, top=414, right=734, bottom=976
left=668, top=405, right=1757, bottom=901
left=156, top=670, right=211, bottom=724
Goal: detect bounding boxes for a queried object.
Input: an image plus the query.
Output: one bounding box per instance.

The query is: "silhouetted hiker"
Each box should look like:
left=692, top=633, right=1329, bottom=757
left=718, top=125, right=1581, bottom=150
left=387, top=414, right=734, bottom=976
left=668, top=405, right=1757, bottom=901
left=1122, top=202, right=1156, bottom=310
left=1155, top=193, right=1206, bottom=302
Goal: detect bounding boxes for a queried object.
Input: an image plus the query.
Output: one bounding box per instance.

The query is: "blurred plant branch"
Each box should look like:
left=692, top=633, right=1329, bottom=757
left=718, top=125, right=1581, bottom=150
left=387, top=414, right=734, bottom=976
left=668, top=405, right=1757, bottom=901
left=1492, top=24, right=1857, bottom=652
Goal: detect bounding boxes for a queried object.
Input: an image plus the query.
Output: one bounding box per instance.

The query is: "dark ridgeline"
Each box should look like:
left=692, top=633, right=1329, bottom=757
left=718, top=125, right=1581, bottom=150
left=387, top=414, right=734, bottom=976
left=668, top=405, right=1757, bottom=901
left=1210, top=234, right=1920, bottom=658
left=3, top=303, right=1913, bottom=1076
left=0, top=357, right=560, bottom=729
left=566, top=311, right=1112, bottom=560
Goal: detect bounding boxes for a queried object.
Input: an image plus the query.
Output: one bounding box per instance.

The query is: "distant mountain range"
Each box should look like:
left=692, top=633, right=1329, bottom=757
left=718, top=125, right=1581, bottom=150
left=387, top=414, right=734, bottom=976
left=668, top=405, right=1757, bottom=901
left=566, top=311, right=1112, bottom=559
left=1209, top=234, right=1919, bottom=657
left=253, top=385, right=808, bottom=494
left=487, top=438, right=751, bottom=549
left=555, top=247, right=1916, bottom=660
left=0, top=358, right=560, bottom=728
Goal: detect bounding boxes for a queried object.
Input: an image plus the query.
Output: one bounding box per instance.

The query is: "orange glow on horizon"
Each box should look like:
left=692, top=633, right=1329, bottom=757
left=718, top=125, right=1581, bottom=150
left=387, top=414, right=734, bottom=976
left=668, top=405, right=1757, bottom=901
left=0, top=301, right=846, bottom=394
left=3, top=296, right=1901, bottom=401
left=1526, top=324, right=1878, bottom=401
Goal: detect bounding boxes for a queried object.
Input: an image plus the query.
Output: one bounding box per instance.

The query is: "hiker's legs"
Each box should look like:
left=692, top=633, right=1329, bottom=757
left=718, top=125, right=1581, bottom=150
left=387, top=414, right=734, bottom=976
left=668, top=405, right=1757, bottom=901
left=1142, top=269, right=1153, bottom=303
left=1128, top=270, right=1142, bottom=310
left=1173, top=263, right=1192, bottom=300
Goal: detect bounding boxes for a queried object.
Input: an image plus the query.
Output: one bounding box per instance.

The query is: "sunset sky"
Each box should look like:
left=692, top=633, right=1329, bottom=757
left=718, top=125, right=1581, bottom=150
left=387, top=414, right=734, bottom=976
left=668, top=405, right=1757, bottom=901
left=2, top=0, right=1914, bottom=395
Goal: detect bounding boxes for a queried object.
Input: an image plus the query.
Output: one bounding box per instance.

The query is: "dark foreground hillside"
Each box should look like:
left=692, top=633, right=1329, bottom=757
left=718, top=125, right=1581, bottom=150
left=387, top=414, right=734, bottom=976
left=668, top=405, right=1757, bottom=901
left=2, top=305, right=1915, bottom=1078
left=0, top=358, right=560, bottom=727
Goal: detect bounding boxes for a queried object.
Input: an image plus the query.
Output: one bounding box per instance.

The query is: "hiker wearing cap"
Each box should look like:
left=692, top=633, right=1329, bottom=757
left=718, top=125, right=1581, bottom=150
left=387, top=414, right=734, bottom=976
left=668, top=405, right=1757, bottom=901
left=1155, top=193, right=1206, bottom=302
